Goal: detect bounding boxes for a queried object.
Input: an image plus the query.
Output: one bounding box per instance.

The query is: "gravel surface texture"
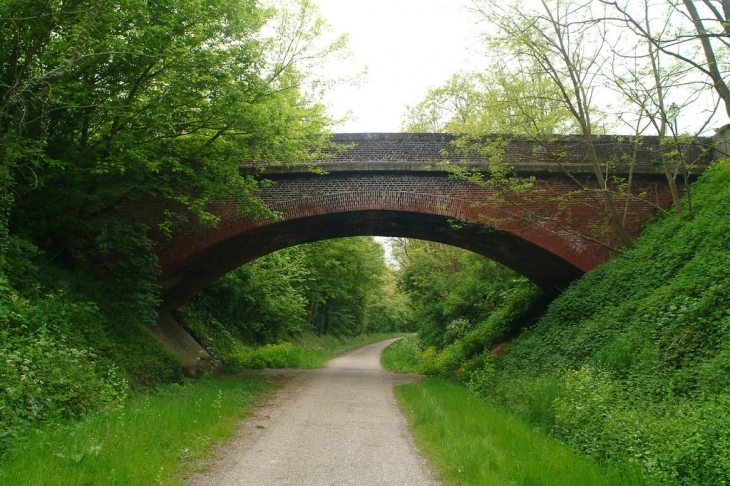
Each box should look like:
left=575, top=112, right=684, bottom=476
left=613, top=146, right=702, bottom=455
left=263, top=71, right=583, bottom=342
left=184, top=339, right=441, bottom=485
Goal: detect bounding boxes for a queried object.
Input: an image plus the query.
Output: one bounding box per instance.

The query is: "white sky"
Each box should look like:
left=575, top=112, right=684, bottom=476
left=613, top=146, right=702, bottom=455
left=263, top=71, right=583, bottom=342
left=313, top=0, right=480, bottom=133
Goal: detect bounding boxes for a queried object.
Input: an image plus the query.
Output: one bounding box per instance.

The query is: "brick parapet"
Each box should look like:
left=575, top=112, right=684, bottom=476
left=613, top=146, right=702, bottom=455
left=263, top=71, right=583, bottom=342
left=247, top=133, right=712, bottom=175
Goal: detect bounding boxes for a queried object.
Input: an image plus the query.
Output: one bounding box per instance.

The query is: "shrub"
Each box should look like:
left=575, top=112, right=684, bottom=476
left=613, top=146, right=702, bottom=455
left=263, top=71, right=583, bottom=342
left=0, top=238, right=182, bottom=456
left=0, top=325, right=128, bottom=455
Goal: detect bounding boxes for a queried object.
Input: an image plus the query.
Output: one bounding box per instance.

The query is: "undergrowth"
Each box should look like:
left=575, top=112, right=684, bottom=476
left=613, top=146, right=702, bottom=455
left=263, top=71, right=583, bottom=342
left=0, top=240, right=183, bottom=458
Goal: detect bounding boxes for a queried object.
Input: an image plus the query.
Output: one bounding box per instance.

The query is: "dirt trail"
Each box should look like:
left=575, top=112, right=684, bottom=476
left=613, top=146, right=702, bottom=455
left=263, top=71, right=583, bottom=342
left=184, top=339, right=441, bottom=485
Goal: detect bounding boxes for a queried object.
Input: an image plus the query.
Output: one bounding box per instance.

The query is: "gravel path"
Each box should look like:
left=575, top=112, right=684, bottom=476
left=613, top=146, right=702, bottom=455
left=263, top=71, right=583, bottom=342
left=184, top=339, right=441, bottom=485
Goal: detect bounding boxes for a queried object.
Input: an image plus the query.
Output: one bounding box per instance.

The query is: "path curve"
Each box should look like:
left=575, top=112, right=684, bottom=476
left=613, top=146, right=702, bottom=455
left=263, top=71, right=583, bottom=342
left=184, top=339, right=441, bottom=485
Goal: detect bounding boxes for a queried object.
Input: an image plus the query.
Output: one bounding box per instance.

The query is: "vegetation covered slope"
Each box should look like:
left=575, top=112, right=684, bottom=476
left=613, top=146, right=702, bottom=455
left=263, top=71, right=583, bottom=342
left=0, top=242, right=184, bottom=457
left=391, top=161, right=730, bottom=484
left=485, top=161, right=730, bottom=484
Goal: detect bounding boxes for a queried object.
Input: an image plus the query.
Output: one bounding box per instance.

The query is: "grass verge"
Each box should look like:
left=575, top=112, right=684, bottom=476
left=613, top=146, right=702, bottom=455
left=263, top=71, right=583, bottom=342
left=230, top=332, right=407, bottom=370
left=0, top=376, right=274, bottom=485
left=380, top=334, right=421, bottom=373
left=396, top=378, right=651, bottom=486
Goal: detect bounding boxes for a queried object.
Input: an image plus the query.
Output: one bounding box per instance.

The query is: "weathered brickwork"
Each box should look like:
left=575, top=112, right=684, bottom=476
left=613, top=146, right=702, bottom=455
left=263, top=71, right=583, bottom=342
left=138, top=133, right=710, bottom=310
left=253, top=132, right=710, bottom=174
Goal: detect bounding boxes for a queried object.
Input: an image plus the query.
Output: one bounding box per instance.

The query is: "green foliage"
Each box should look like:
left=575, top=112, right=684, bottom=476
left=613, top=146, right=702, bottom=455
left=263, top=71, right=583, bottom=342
left=401, top=66, right=575, bottom=135
left=549, top=368, right=730, bottom=485
left=300, top=237, right=392, bottom=336
left=380, top=335, right=423, bottom=374
left=214, top=333, right=405, bottom=372
left=478, top=161, right=730, bottom=484
left=396, top=378, right=648, bottom=486
left=387, top=252, right=545, bottom=381
left=0, top=0, right=379, bottom=474
left=0, top=0, right=343, bottom=310
left=179, top=246, right=311, bottom=348
left=0, top=237, right=182, bottom=457
left=393, top=238, right=545, bottom=377
left=179, top=237, right=410, bottom=371
left=228, top=342, right=331, bottom=370
left=0, top=376, right=274, bottom=485
left=389, top=162, right=730, bottom=484
left=395, top=240, right=533, bottom=351
left=0, top=326, right=128, bottom=447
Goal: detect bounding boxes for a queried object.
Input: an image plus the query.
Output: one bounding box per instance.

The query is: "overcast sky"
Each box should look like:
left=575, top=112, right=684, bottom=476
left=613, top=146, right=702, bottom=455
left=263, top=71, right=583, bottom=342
left=313, top=0, right=480, bottom=133
left=310, top=1, right=725, bottom=136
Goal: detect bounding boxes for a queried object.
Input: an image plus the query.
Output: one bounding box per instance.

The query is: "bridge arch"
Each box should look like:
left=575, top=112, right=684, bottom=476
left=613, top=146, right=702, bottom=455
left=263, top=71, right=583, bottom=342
left=151, top=133, right=704, bottom=310
left=159, top=208, right=585, bottom=310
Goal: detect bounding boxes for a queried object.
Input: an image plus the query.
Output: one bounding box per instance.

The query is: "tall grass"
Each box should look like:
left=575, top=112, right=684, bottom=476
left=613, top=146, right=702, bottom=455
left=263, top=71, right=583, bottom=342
left=380, top=334, right=422, bottom=373
left=229, top=342, right=332, bottom=369
left=0, top=376, right=273, bottom=485
left=397, top=378, right=651, bottom=486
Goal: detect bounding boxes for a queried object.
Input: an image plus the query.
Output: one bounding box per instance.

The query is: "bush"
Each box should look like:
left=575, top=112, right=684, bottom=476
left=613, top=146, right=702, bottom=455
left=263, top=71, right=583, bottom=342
left=229, top=343, right=331, bottom=370
left=0, top=320, right=129, bottom=456
left=396, top=277, right=545, bottom=379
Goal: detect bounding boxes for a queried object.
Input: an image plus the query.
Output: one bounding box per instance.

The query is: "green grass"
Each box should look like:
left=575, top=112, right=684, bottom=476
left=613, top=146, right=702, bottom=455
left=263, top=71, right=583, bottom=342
left=230, top=332, right=407, bottom=370
left=0, top=334, right=405, bottom=484
left=0, top=334, right=403, bottom=484
left=0, top=376, right=274, bottom=485
left=396, top=378, right=650, bottom=486
left=380, top=334, right=422, bottom=373
left=229, top=342, right=333, bottom=369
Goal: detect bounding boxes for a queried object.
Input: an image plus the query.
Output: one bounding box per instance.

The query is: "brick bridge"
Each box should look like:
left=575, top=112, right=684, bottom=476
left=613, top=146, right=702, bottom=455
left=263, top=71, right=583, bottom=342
left=150, top=133, right=710, bottom=313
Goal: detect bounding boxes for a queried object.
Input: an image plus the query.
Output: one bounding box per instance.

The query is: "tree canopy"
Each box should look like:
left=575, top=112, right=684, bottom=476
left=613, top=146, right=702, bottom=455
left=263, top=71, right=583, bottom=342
left=0, top=0, right=343, bottom=274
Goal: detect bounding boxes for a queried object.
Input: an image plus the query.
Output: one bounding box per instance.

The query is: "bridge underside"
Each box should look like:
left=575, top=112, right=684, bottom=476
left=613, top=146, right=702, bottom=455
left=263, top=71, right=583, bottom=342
left=160, top=210, right=584, bottom=310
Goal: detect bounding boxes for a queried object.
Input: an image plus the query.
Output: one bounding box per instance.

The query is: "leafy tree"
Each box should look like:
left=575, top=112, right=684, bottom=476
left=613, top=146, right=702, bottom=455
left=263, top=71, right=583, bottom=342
left=402, top=67, right=575, bottom=136
left=0, top=0, right=343, bottom=295
left=180, top=246, right=311, bottom=345
left=394, top=239, right=525, bottom=349
left=470, top=0, right=637, bottom=248
left=405, top=0, right=720, bottom=252
left=300, top=237, right=389, bottom=336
